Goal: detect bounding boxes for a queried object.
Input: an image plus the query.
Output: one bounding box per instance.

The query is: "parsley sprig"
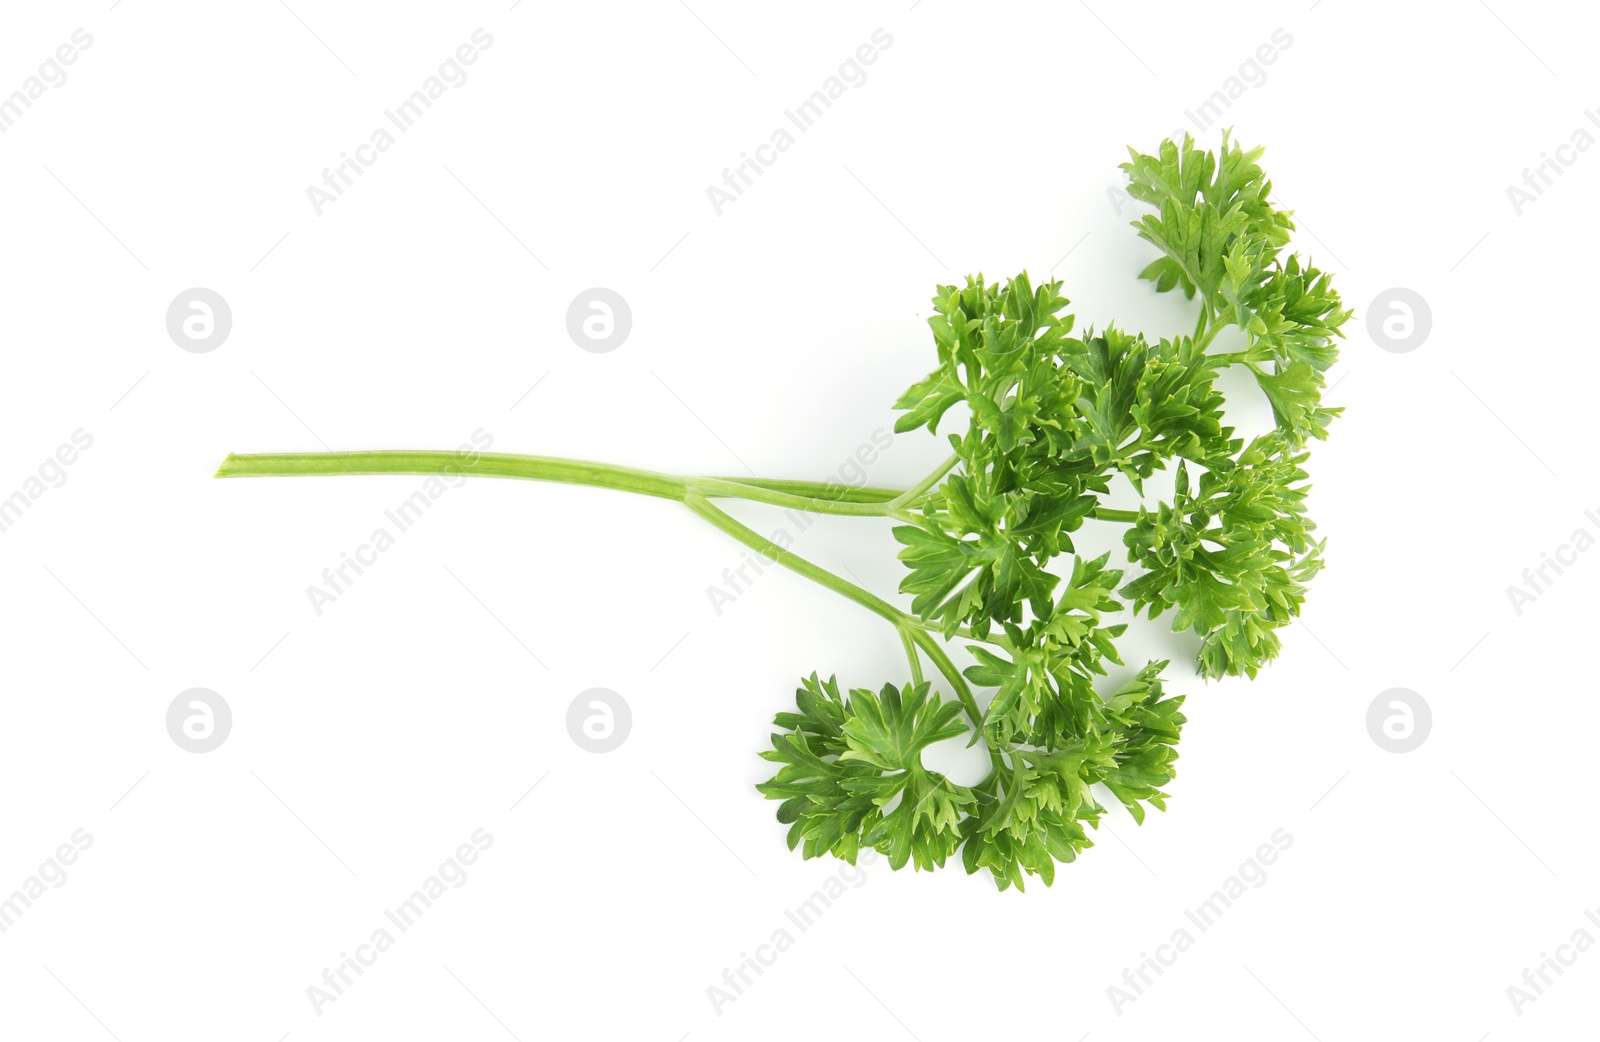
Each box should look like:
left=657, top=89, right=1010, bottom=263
left=218, top=133, right=1346, bottom=890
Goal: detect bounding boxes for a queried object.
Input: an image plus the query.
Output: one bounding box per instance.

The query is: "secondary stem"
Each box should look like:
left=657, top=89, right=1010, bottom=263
left=898, top=627, right=925, bottom=686
left=684, top=494, right=985, bottom=730
left=682, top=494, right=904, bottom=622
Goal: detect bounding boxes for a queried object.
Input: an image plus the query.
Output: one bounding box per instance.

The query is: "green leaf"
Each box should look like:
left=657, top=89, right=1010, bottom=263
left=1254, top=362, right=1334, bottom=444
left=759, top=678, right=974, bottom=872
left=839, top=682, right=969, bottom=771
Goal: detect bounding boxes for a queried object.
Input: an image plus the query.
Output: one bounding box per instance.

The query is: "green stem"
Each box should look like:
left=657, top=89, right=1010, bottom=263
left=703, top=477, right=901, bottom=505
left=906, top=629, right=981, bottom=723
left=898, top=626, right=925, bottom=686
left=683, top=494, right=904, bottom=624
left=217, top=451, right=690, bottom=500
left=1090, top=507, right=1140, bottom=524
left=684, top=495, right=985, bottom=730
left=686, top=476, right=894, bottom=517
left=219, top=451, right=931, bottom=520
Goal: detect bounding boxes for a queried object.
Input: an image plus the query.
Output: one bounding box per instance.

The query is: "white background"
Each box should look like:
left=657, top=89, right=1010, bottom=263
left=1, top=1, right=1596, bottom=1038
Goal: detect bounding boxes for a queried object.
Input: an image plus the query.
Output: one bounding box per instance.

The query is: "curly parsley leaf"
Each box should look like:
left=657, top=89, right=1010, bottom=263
left=758, top=677, right=975, bottom=872
left=764, top=133, right=1343, bottom=887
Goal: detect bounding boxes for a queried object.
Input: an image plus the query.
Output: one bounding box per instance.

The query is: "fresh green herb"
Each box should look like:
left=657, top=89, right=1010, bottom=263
left=217, top=133, right=1347, bottom=889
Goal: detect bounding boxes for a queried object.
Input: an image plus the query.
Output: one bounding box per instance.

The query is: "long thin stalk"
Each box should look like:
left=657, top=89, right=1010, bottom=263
left=216, top=451, right=690, bottom=500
